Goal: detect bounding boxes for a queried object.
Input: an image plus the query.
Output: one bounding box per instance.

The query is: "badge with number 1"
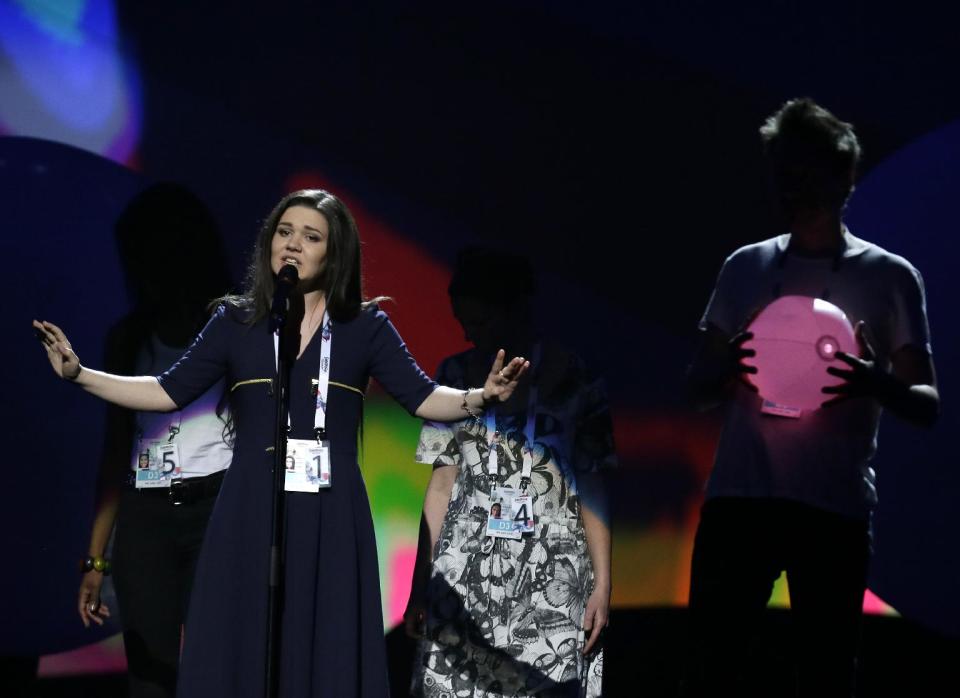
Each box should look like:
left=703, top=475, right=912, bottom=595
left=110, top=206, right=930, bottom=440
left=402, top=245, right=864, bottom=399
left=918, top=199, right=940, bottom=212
left=285, top=438, right=331, bottom=493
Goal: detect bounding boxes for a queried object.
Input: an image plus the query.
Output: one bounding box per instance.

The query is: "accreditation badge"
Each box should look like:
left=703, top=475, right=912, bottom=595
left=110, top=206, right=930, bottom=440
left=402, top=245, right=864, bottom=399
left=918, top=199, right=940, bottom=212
left=284, top=438, right=331, bottom=493
left=135, top=441, right=182, bottom=489
left=486, top=487, right=522, bottom=539
left=511, top=492, right=535, bottom=534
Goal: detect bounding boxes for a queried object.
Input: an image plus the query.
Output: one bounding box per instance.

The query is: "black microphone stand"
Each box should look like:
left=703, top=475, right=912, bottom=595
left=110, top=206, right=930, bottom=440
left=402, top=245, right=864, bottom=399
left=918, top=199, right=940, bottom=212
left=265, top=270, right=301, bottom=698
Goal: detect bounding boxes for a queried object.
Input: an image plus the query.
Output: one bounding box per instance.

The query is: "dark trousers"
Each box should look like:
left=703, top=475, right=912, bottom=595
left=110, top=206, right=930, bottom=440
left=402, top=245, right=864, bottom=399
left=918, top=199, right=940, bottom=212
left=682, top=497, right=870, bottom=698
left=112, top=479, right=220, bottom=698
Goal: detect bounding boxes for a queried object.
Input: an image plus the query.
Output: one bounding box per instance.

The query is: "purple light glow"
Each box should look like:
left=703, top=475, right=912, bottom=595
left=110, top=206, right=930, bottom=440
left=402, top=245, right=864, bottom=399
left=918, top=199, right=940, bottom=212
left=0, top=0, right=142, bottom=164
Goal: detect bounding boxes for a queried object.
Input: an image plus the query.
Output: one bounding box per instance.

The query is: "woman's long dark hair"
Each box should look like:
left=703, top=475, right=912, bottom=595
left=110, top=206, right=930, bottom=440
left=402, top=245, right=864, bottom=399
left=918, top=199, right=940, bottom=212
left=221, top=189, right=379, bottom=323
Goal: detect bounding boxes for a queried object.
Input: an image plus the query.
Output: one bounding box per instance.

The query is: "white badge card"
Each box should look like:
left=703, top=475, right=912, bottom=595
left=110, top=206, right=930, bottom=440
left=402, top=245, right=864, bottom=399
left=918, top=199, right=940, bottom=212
left=486, top=487, right=522, bottom=539
left=511, top=493, right=535, bottom=534
left=285, top=438, right=331, bottom=493
left=760, top=399, right=803, bottom=419
left=135, top=441, right=182, bottom=489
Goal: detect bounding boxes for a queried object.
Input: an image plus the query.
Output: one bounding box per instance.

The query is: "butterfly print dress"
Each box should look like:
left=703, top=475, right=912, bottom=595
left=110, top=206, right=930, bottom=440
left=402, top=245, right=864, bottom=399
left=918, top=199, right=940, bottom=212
left=412, top=346, right=616, bottom=697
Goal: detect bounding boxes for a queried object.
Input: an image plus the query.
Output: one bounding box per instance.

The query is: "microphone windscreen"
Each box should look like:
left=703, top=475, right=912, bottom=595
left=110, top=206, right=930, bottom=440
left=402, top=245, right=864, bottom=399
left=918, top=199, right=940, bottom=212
left=277, top=264, right=299, bottom=286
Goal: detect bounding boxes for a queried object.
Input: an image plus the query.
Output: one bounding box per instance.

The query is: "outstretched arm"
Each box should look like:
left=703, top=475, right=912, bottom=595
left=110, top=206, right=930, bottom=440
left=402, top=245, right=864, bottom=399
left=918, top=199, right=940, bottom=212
left=34, top=320, right=177, bottom=412
left=415, top=350, right=530, bottom=421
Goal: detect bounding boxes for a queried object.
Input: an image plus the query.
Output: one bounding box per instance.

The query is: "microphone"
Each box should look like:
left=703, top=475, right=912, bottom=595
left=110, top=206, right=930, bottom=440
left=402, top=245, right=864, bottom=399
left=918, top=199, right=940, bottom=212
left=269, top=264, right=299, bottom=332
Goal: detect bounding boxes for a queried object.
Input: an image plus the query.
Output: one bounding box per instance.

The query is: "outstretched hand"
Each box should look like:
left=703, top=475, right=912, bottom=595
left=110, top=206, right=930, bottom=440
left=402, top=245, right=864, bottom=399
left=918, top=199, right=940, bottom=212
left=482, top=350, right=530, bottom=404
left=33, top=320, right=81, bottom=380
left=822, top=322, right=883, bottom=407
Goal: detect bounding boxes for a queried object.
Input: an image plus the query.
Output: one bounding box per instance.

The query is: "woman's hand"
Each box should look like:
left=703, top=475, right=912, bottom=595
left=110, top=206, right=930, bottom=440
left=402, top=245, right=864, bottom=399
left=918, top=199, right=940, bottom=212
left=78, top=570, right=111, bottom=628
left=33, top=320, right=81, bottom=380
left=582, top=583, right=610, bottom=655
left=482, top=349, right=530, bottom=404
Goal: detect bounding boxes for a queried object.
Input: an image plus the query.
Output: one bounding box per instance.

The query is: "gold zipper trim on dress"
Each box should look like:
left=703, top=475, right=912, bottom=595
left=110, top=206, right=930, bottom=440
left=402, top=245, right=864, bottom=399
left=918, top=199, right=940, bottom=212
left=316, top=379, right=366, bottom=398
left=230, top=377, right=365, bottom=398
left=230, top=378, right=272, bottom=391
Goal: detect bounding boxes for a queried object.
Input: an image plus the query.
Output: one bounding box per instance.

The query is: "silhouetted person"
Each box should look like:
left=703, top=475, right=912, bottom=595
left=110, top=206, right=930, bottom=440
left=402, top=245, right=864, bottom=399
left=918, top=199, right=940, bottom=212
left=405, top=248, right=615, bottom=697
left=76, top=182, right=234, bottom=698
left=683, top=99, right=939, bottom=697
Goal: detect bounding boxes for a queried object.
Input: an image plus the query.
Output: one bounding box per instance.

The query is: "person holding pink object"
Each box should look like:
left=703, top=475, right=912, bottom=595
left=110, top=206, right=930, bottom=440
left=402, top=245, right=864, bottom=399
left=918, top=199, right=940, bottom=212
left=683, top=99, right=939, bottom=697
left=742, top=295, right=857, bottom=414
left=404, top=248, right=614, bottom=697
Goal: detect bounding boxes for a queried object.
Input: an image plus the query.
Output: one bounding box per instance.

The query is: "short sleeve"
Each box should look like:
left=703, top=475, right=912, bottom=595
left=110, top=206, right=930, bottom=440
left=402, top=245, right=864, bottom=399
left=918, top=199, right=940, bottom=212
left=572, top=370, right=618, bottom=474
left=414, top=356, right=464, bottom=466
left=157, top=305, right=232, bottom=409
left=367, top=310, right=438, bottom=415
left=699, top=253, right=741, bottom=336
left=889, top=262, right=932, bottom=356
left=415, top=420, right=464, bottom=467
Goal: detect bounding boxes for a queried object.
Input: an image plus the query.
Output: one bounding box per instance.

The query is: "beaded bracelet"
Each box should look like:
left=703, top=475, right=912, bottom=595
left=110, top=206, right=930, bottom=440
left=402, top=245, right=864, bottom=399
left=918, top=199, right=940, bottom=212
left=80, top=556, right=112, bottom=575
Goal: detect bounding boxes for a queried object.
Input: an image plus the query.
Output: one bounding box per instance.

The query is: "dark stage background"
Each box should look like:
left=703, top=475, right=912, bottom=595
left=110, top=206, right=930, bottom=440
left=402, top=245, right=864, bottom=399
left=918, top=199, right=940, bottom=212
left=1, top=1, right=958, bottom=695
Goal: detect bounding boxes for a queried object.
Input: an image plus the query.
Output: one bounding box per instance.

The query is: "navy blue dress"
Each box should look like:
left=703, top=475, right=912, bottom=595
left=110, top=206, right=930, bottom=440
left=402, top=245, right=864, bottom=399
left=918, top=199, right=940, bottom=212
left=159, top=304, right=436, bottom=698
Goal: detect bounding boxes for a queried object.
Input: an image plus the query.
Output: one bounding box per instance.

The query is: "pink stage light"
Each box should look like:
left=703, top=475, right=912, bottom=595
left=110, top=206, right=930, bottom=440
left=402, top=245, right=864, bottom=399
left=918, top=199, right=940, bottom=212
left=389, top=546, right=418, bottom=626
left=744, top=295, right=857, bottom=413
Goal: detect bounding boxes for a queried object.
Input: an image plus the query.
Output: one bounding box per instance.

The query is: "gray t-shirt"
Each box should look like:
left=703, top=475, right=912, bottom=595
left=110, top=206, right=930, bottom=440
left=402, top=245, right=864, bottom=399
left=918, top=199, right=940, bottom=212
left=700, top=230, right=931, bottom=519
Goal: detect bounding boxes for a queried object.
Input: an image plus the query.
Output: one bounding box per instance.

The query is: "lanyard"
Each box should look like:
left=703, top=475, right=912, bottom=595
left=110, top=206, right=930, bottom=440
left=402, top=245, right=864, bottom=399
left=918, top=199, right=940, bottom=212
left=136, top=411, right=182, bottom=446
left=485, top=344, right=540, bottom=481
left=273, top=311, right=331, bottom=439
left=167, top=413, right=183, bottom=442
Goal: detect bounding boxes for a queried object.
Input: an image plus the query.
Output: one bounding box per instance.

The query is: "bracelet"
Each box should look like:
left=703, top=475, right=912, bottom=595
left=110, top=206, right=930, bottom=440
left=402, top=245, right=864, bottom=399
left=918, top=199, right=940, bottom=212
left=461, top=387, right=499, bottom=422
left=463, top=388, right=497, bottom=420
left=80, top=555, right=112, bottom=575
left=461, top=389, right=480, bottom=418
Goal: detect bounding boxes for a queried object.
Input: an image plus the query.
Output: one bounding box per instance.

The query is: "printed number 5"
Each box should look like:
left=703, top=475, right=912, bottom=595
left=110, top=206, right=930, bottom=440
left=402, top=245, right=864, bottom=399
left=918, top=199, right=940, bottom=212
left=162, top=450, right=177, bottom=474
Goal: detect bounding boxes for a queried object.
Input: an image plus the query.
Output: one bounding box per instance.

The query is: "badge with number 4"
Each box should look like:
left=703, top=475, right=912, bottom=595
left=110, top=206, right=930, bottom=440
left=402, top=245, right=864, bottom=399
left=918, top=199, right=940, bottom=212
left=285, top=438, right=331, bottom=493
left=511, top=493, right=535, bottom=534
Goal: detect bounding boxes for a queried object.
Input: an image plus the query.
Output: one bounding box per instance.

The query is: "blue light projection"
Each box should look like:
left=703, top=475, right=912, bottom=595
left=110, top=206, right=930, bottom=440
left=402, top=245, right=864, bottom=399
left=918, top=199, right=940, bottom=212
left=847, top=120, right=960, bottom=638
left=0, top=0, right=141, bottom=163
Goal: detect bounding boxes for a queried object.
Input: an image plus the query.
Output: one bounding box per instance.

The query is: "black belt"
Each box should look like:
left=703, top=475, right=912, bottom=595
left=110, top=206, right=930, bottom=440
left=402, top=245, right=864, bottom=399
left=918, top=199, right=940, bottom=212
left=125, top=469, right=226, bottom=506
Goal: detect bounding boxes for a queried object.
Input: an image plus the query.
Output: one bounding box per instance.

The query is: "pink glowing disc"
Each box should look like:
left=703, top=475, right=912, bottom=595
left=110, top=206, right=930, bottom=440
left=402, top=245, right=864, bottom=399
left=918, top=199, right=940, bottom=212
left=744, top=295, right=857, bottom=412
